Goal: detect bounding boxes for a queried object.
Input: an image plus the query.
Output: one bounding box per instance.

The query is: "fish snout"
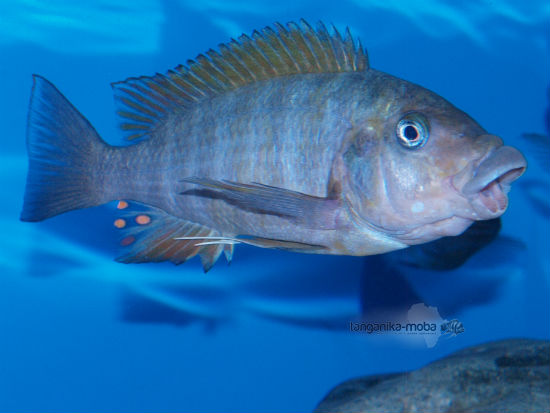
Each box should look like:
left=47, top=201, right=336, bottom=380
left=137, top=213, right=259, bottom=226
left=475, top=133, right=504, bottom=148
left=453, top=144, right=527, bottom=219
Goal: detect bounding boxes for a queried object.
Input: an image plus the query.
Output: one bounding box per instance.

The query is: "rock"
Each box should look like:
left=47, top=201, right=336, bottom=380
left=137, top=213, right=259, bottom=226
left=314, top=339, right=550, bottom=413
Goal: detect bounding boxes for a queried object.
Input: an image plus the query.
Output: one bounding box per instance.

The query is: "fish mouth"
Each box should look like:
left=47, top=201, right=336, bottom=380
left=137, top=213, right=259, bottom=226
left=454, top=146, right=527, bottom=219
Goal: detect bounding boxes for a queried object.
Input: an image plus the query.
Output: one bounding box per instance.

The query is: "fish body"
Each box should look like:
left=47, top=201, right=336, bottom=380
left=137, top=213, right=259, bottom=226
left=21, top=20, right=527, bottom=271
left=107, top=72, right=381, bottom=254
left=106, top=70, right=466, bottom=255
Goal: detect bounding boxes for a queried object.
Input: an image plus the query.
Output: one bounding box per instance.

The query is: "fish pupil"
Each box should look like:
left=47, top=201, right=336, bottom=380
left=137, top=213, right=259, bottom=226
left=404, top=125, right=418, bottom=141
left=396, top=113, right=429, bottom=148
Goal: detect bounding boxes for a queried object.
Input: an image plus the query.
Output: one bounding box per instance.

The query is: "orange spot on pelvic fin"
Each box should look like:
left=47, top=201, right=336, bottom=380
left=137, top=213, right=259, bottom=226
left=114, top=218, right=126, bottom=229
left=121, top=236, right=135, bottom=246
left=136, top=215, right=151, bottom=225
left=117, top=200, right=129, bottom=209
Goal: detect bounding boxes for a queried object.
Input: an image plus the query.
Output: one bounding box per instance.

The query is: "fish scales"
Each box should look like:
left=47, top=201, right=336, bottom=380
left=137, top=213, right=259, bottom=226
left=104, top=72, right=370, bottom=249
left=20, top=20, right=527, bottom=271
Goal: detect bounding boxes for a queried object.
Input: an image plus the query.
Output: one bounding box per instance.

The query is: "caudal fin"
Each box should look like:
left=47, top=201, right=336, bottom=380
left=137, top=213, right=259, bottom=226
left=20, top=75, right=109, bottom=222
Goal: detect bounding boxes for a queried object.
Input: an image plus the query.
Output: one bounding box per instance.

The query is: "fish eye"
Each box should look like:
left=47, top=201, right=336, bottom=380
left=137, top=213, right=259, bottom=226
left=396, top=113, right=430, bottom=149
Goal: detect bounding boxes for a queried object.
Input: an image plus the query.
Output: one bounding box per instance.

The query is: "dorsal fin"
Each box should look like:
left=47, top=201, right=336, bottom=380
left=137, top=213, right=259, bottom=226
left=112, top=19, right=369, bottom=141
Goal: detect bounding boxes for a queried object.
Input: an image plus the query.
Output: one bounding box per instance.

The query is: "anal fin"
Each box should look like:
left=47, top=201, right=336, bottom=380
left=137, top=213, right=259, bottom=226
left=199, top=244, right=224, bottom=273
left=114, top=202, right=227, bottom=272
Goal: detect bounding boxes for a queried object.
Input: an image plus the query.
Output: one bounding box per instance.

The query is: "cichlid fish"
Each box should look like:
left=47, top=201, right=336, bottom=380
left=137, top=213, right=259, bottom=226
left=21, top=20, right=527, bottom=271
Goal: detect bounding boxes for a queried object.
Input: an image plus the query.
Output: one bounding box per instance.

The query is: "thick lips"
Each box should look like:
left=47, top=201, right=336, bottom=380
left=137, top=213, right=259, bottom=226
left=459, top=146, right=527, bottom=219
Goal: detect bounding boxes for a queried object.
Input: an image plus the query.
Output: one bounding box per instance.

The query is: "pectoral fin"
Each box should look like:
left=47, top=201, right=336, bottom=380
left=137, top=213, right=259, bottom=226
left=180, top=177, right=341, bottom=230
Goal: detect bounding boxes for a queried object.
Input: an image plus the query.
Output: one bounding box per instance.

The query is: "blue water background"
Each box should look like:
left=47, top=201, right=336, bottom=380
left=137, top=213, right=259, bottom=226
left=0, top=1, right=549, bottom=412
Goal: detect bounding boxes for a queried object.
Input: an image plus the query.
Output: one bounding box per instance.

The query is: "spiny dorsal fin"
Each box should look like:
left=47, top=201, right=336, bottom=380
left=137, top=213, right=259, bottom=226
left=112, top=19, right=369, bottom=141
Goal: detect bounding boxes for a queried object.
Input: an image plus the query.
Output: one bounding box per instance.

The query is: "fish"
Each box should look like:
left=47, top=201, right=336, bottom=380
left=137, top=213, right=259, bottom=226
left=519, top=86, right=549, bottom=216
left=364, top=218, right=526, bottom=319
left=520, top=86, right=549, bottom=172
left=20, top=20, right=527, bottom=272
left=388, top=218, right=502, bottom=271
left=520, top=179, right=550, bottom=217
left=440, top=319, right=465, bottom=336
left=521, top=133, right=549, bottom=172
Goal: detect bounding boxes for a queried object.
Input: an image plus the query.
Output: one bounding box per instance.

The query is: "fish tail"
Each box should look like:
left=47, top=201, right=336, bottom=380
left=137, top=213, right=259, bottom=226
left=20, top=75, right=110, bottom=222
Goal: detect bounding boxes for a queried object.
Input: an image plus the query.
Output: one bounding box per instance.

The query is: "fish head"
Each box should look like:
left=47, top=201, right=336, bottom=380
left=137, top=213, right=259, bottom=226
left=341, top=74, right=526, bottom=246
